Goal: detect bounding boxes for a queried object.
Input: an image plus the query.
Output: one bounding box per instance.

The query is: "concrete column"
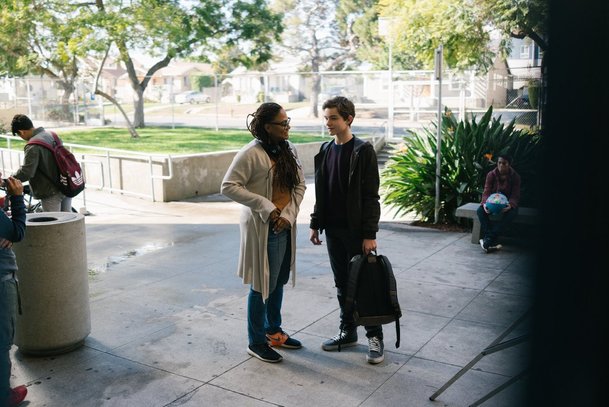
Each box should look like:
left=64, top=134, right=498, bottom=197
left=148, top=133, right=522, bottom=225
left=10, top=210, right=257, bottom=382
left=13, top=212, right=90, bottom=356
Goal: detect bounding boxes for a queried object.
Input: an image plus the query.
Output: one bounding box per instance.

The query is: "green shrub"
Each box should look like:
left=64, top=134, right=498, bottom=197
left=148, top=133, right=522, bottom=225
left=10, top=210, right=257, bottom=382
left=381, top=106, right=541, bottom=224
left=527, top=80, right=540, bottom=109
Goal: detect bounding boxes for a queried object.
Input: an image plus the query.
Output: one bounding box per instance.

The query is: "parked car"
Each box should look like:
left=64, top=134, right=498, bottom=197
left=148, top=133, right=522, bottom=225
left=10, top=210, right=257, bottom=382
left=505, top=94, right=531, bottom=109
left=175, top=90, right=211, bottom=104
left=318, top=86, right=358, bottom=103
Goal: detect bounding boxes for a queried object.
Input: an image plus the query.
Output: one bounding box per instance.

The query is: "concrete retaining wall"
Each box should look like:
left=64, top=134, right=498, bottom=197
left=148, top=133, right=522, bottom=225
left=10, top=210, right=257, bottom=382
left=2, top=136, right=385, bottom=202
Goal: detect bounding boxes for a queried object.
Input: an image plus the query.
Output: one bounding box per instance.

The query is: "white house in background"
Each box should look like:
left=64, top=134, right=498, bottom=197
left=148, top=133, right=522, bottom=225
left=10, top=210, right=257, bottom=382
left=220, top=57, right=305, bottom=104
left=507, top=38, right=542, bottom=76
left=485, top=39, right=543, bottom=109
left=82, top=58, right=214, bottom=103
left=147, top=61, right=214, bottom=102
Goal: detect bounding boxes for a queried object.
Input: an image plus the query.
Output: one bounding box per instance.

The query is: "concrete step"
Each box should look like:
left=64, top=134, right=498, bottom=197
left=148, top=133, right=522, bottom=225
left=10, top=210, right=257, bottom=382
left=377, top=141, right=401, bottom=169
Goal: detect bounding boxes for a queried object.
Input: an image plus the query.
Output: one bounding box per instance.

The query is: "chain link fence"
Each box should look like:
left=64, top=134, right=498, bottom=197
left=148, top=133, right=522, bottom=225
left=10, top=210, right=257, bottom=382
left=0, top=67, right=541, bottom=136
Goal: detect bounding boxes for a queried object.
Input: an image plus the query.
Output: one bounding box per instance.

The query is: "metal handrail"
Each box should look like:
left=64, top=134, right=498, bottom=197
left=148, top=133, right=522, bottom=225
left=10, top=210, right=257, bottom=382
left=0, top=133, right=174, bottom=202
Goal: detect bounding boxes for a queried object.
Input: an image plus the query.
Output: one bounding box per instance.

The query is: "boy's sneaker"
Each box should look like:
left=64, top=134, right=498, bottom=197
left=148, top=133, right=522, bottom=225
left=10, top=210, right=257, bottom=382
left=487, top=243, right=503, bottom=253
left=479, top=238, right=490, bottom=253
left=366, top=336, right=385, bottom=364
left=7, top=385, right=27, bottom=406
left=321, top=328, right=358, bottom=351
left=247, top=343, right=283, bottom=363
left=266, top=331, right=302, bottom=349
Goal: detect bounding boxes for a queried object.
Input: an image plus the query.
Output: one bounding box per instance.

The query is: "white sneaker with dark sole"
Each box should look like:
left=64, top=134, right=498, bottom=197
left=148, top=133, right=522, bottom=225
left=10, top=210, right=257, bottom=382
left=366, top=336, right=385, bottom=364
left=487, top=244, right=503, bottom=253
left=479, top=239, right=488, bottom=253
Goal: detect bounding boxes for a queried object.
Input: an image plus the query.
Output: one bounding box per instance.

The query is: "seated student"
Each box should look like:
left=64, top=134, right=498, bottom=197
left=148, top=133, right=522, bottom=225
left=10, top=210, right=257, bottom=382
left=477, top=153, right=521, bottom=252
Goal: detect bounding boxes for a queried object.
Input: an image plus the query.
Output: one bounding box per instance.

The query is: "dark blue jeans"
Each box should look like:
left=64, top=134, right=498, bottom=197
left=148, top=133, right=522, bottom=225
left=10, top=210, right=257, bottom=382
left=477, top=205, right=519, bottom=244
left=247, top=227, right=291, bottom=345
left=1, top=276, right=17, bottom=404
left=325, top=227, right=383, bottom=339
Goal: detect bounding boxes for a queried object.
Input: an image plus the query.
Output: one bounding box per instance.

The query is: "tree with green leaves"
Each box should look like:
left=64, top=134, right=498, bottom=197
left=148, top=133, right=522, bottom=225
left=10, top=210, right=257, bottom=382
left=88, top=0, right=282, bottom=131
left=377, top=0, right=548, bottom=73
left=336, top=0, right=421, bottom=70
left=0, top=1, right=99, bottom=116
left=1, top=1, right=282, bottom=136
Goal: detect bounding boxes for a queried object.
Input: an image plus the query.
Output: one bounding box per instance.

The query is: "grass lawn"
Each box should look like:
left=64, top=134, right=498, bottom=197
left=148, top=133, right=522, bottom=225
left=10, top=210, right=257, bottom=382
left=4, top=126, right=329, bottom=155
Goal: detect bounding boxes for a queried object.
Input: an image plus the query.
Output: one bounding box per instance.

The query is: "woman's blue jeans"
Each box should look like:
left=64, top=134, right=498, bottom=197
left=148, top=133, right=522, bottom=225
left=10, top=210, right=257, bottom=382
left=247, top=226, right=291, bottom=345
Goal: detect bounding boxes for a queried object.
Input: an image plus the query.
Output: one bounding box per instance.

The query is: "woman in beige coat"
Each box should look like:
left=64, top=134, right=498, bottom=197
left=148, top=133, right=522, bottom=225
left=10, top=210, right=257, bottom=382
left=221, top=103, right=306, bottom=363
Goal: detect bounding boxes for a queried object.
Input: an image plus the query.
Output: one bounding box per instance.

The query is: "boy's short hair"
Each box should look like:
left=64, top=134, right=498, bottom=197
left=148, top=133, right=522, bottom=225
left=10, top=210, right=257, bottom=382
left=11, top=114, right=33, bottom=136
left=322, top=96, right=355, bottom=122
left=497, top=153, right=513, bottom=164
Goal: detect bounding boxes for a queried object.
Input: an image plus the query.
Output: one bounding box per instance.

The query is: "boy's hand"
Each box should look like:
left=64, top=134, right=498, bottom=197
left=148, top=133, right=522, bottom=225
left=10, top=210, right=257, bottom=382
left=310, top=229, right=323, bottom=245
left=362, top=238, right=377, bottom=255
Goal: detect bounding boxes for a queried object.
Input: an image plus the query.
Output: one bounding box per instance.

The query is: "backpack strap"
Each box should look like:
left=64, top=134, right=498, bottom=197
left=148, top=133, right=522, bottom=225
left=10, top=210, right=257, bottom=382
left=49, top=131, right=62, bottom=146
left=344, top=254, right=364, bottom=317
left=320, top=140, right=331, bottom=153
left=379, top=255, right=402, bottom=348
left=26, top=131, right=60, bottom=190
left=342, top=253, right=367, bottom=352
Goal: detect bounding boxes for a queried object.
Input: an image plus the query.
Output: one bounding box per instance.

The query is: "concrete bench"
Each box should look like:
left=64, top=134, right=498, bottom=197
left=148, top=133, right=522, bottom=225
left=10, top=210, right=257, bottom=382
left=455, top=202, right=539, bottom=243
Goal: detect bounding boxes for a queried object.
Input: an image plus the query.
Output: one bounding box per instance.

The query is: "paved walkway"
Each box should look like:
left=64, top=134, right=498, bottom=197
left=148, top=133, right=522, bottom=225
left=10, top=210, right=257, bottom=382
left=10, top=183, right=534, bottom=406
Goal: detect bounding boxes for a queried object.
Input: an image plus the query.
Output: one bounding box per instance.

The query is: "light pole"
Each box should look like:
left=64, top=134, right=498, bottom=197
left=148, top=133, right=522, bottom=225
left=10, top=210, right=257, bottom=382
left=378, top=17, right=397, bottom=141
left=434, top=44, right=443, bottom=224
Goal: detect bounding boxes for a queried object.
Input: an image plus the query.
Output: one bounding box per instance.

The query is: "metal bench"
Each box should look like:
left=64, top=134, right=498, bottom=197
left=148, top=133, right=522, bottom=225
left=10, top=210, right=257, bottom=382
left=455, top=202, right=539, bottom=243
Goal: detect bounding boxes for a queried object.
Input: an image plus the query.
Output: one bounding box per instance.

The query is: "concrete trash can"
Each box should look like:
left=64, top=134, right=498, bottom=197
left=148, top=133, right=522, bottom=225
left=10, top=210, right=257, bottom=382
left=13, top=211, right=91, bottom=356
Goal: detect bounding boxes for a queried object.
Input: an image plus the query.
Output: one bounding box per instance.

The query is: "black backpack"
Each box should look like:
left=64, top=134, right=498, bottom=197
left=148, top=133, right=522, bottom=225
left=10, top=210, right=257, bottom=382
left=28, top=131, right=85, bottom=198
left=344, top=252, right=402, bottom=348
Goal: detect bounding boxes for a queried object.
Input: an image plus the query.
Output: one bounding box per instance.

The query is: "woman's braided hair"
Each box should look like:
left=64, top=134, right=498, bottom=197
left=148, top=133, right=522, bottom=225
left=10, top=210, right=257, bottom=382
left=246, top=102, right=301, bottom=191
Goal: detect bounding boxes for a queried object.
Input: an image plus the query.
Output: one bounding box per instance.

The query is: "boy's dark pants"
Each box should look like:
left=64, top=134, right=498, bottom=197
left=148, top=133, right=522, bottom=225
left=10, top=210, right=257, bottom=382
left=325, top=227, right=382, bottom=339
left=477, top=205, right=519, bottom=244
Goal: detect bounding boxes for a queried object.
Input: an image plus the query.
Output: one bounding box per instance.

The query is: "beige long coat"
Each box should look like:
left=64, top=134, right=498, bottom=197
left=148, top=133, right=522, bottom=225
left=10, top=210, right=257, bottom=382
left=221, top=140, right=306, bottom=300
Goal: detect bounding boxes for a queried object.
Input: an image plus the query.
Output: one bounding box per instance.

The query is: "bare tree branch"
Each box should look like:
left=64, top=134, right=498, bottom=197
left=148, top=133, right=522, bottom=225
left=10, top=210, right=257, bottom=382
left=93, top=42, right=139, bottom=138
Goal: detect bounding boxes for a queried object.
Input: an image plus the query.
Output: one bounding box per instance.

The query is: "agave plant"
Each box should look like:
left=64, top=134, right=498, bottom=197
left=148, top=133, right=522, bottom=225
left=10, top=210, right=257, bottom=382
left=381, top=107, right=541, bottom=223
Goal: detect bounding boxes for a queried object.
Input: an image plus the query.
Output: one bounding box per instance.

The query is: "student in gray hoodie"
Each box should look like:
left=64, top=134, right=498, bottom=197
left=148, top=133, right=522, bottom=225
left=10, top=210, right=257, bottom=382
left=10, top=114, right=72, bottom=212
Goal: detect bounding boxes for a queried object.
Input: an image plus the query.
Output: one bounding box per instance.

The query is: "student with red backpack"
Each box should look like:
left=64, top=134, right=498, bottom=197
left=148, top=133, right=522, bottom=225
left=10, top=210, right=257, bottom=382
left=10, top=114, right=83, bottom=212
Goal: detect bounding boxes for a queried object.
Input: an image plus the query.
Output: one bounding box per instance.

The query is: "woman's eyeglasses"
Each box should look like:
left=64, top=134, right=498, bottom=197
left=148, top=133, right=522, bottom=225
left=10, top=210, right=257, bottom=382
left=269, top=118, right=291, bottom=128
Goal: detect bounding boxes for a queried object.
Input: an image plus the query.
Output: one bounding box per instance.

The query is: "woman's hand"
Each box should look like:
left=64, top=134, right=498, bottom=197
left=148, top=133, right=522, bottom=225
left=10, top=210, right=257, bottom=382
left=273, top=217, right=291, bottom=234
left=269, top=208, right=281, bottom=223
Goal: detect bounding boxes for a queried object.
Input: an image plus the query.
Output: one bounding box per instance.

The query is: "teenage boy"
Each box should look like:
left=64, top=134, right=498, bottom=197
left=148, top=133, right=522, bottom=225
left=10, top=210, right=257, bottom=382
left=477, top=153, right=521, bottom=252
left=10, top=114, right=72, bottom=212
left=309, top=96, right=384, bottom=364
